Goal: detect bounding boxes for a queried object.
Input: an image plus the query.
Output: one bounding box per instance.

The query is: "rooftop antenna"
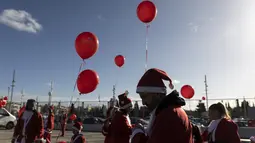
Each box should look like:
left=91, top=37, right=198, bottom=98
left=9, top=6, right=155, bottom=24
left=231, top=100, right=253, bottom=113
left=9, top=70, right=16, bottom=112
left=204, top=75, right=209, bottom=111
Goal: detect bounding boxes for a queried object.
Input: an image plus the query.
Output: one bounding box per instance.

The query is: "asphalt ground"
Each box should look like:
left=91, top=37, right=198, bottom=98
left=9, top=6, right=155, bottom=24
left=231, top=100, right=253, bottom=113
left=0, top=129, right=250, bottom=143
left=0, top=129, right=104, bottom=143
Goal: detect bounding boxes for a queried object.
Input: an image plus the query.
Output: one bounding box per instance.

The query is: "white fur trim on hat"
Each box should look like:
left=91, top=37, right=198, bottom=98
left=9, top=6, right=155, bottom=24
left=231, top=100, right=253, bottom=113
left=35, top=138, right=46, bottom=142
left=120, top=102, right=133, bottom=109
left=136, top=86, right=166, bottom=94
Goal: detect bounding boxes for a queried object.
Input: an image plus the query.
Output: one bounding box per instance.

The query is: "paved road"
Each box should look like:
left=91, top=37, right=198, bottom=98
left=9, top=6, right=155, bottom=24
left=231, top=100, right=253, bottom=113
left=0, top=130, right=104, bottom=143
left=0, top=129, right=251, bottom=143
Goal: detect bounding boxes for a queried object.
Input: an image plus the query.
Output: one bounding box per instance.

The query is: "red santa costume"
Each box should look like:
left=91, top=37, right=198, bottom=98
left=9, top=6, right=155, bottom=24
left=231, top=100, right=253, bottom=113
left=131, top=68, right=193, bottom=143
left=13, top=109, right=44, bottom=143
left=102, top=104, right=119, bottom=143
left=108, top=92, right=132, bottom=143
left=70, top=122, right=86, bottom=143
left=44, top=106, right=55, bottom=143
left=60, top=112, right=67, bottom=136
left=202, top=118, right=240, bottom=143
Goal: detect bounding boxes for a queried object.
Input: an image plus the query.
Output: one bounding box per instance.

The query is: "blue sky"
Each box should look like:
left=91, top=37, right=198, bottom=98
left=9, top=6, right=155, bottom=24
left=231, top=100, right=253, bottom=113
left=0, top=0, right=255, bottom=109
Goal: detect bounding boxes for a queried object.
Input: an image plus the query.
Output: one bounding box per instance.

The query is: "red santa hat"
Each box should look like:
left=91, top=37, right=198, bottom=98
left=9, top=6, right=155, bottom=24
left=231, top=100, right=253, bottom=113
left=118, top=91, right=133, bottom=109
left=136, top=68, right=174, bottom=94
left=49, top=105, right=54, bottom=111
left=72, top=122, right=83, bottom=132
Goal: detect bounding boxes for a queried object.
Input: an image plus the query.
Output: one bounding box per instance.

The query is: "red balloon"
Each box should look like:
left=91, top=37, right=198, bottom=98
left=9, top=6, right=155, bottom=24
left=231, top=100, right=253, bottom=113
left=1, top=100, right=6, bottom=106
left=114, top=55, right=125, bottom=67
left=3, top=96, right=7, bottom=100
left=202, top=96, right=206, bottom=100
left=181, top=85, right=195, bottom=99
left=137, top=1, right=157, bottom=23
left=75, top=32, right=99, bottom=60
left=70, top=114, right=77, bottom=121
left=77, top=69, right=99, bottom=94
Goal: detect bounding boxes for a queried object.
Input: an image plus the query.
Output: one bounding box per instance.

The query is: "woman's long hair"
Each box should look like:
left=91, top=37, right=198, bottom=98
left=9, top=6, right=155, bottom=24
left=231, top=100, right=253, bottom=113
left=209, top=102, right=231, bottom=120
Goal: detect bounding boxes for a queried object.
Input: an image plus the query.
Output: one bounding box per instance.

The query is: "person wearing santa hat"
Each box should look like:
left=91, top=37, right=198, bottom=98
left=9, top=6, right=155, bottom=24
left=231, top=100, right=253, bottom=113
left=202, top=102, right=240, bottom=143
left=60, top=110, right=67, bottom=137
left=44, top=105, right=55, bottom=143
left=70, top=122, right=86, bottom=143
left=131, top=68, right=193, bottom=143
left=102, top=98, right=119, bottom=143
left=108, top=91, right=133, bottom=143
left=12, top=99, right=45, bottom=143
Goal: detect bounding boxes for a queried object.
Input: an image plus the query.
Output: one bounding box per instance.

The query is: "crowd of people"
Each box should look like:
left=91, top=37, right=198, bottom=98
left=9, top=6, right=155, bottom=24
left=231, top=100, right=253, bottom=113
left=11, top=99, right=85, bottom=143
left=102, top=68, right=241, bottom=143
left=10, top=68, right=242, bottom=143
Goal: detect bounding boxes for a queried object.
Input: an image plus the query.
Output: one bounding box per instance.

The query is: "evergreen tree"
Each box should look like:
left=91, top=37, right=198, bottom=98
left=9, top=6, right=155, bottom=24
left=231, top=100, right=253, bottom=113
left=235, top=99, right=240, bottom=107
left=196, top=100, right=206, bottom=117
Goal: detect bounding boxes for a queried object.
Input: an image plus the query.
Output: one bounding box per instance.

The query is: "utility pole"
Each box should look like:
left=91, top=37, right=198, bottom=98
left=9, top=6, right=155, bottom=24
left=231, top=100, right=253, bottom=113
left=112, top=85, right=116, bottom=106
left=9, top=70, right=15, bottom=112
left=36, top=96, right=39, bottom=111
left=7, top=87, right=10, bottom=101
left=21, top=89, right=24, bottom=106
left=113, top=85, right=116, bottom=99
left=204, top=75, right=209, bottom=111
left=48, top=81, right=53, bottom=106
left=98, top=94, right=101, bottom=103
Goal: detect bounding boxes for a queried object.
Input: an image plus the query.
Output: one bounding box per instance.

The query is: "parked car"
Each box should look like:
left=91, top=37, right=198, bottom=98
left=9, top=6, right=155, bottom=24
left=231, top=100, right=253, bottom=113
left=0, top=108, right=17, bottom=129
left=235, top=121, right=248, bottom=127
left=55, top=116, right=104, bottom=132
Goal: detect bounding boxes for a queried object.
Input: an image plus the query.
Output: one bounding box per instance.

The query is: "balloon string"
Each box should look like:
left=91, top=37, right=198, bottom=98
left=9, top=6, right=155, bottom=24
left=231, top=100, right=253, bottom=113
left=145, top=24, right=150, bottom=72
left=73, top=60, right=85, bottom=92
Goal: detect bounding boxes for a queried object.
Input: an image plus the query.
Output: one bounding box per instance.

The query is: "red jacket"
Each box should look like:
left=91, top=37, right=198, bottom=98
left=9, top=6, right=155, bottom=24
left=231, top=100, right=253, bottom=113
left=108, top=110, right=132, bottom=143
left=13, top=110, right=44, bottom=143
left=202, top=118, right=240, bottom=143
left=61, top=113, right=67, bottom=124
left=131, top=90, right=192, bottom=143
left=46, top=113, right=54, bottom=131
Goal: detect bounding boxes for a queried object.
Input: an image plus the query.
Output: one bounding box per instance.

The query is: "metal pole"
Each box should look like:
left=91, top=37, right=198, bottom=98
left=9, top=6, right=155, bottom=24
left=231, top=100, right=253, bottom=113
left=9, top=70, right=15, bottom=112
left=21, top=89, right=24, bottom=107
left=204, top=75, right=209, bottom=111
left=112, top=85, right=116, bottom=106
left=7, top=87, right=10, bottom=101
left=48, top=81, right=53, bottom=106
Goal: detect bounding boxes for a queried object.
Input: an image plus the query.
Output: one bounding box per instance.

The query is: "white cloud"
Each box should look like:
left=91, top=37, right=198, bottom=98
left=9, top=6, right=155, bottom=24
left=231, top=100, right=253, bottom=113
left=188, top=22, right=199, bottom=32
left=173, top=80, right=180, bottom=84
left=0, top=9, right=42, bottom=33
left=97, top=14, right=105, bottom=21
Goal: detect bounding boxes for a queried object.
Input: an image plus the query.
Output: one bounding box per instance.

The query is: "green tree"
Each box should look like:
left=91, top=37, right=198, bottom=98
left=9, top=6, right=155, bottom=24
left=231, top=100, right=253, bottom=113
left=196, top=100, right=206, bottom=117
left=235, top=99, right=240, bottom=107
